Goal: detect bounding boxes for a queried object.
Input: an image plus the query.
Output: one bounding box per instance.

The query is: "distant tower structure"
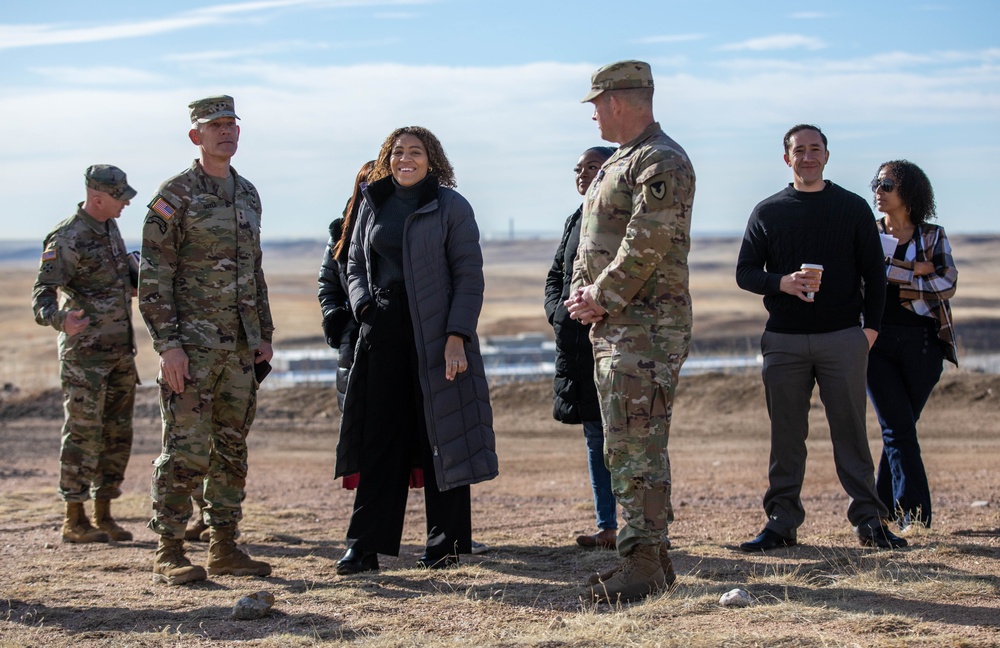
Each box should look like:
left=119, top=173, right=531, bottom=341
left=509, top=218, right=515, bottom=240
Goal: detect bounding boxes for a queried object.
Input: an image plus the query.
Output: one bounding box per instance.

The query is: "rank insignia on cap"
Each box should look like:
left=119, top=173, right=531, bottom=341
left=151, top=197, right=176, bottom=220
left=42, top=249, right=57, bottom=261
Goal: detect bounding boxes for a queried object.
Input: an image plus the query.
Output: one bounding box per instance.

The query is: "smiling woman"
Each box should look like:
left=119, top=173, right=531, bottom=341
left=333, top=125, right=497, bottom=575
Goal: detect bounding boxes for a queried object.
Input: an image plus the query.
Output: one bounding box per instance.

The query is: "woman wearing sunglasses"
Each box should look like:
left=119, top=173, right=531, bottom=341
left=868, top=160, right=958, bottom=532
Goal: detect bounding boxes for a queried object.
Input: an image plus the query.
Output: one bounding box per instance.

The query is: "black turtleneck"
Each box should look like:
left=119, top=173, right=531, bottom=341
left=370, top=177, right=425, bottom=290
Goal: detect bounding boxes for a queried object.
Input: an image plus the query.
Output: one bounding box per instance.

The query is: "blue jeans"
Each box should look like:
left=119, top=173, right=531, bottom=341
left=867, top=323, right=943, bottom=528
left=583, top=419, right=617, bottom=530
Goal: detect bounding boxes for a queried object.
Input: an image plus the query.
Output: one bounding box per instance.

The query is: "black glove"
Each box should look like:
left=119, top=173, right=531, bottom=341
left=127, top=251, right=141, bottom=289
left=322, top=313, right=339, bottom=348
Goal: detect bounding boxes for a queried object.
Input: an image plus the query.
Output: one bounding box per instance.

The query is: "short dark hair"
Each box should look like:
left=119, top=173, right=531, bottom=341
left=783, top=124, right=827, bottom=154
left=876, top=160, right=937, bottom=226
left=583, top=146, right=616, bottom=160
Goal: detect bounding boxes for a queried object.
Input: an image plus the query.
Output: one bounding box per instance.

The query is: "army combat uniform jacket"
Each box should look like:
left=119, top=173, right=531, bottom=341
left=32, top=204, right=135, bottom=364
left=572, top=122, right=696, bottom=384
left=139, top=160, right=273, bottom=352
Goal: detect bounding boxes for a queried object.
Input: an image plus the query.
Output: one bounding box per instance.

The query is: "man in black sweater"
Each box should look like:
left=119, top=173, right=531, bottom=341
left=735, top=124, right=906, bottom=551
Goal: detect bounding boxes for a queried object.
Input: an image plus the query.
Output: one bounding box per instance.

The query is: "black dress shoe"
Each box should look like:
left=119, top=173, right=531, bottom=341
left=336, top=548, right=379, bottom=575
left=739, top=528, right=796, bottom=552
left=416, top=553, right=458, bottom=570
left=857, top=522, right=908, bottom=549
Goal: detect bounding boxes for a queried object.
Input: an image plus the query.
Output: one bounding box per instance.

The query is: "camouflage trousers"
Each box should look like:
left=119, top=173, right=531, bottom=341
left=595, top=355, right=682, bottom=557
left=58, top=355, right=137, bottom=502
left=149, top=341, right=257, bottom=539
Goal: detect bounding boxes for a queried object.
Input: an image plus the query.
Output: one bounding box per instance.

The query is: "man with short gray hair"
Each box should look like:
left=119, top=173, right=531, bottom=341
left=32, top=165, right=139, bottom=545
left=568, top=60, right=696, bottom=603
left=140, top=95, right=274, bottom=585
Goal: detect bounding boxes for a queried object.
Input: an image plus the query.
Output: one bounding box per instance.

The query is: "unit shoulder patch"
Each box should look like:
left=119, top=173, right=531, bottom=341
left=642, top=173, right=674, bottom=208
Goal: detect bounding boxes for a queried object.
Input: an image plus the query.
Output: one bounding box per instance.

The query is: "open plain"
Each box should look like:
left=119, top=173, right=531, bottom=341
left=1, top=235, right=998, bottom=647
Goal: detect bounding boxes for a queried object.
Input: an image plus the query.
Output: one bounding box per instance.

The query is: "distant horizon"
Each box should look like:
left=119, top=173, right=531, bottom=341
left=4, top=229, right=999, bottom=253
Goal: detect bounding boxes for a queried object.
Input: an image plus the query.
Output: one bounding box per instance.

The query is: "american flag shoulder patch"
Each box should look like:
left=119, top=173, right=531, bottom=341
left=150, top=197, right=176, bottom=220
left=41, top=249, right=57, bottom=261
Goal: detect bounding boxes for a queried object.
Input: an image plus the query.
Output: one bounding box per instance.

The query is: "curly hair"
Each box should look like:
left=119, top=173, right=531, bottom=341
left=876, top=159, right=937, bottom=226
left=370, top=126, right=456, bottom=188
left=332, top=159, right=375, bottom=261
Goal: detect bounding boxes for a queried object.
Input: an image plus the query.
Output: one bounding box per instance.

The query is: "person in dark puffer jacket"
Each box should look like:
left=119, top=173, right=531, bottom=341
left=335, top=126, right=497, bottom=575
left=318, top=160, right=375, bottom=411
left=544, top=145, right=618, bottom=550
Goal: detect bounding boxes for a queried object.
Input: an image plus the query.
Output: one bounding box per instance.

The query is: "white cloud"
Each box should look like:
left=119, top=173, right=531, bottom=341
left=3, top=51, right=999, bottom=241
left=0, top=0, right=429, bottom=50
left=720, top=34, right=826, bottom=52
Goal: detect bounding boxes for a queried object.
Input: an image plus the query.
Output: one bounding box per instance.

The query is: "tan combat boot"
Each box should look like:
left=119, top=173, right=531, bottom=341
left=184, top=516, right=209, bottom=542
left=152, top=537, right=207, bottom=586
left=93, top=499, right=133, bottom=541
left=587, top=541, right=676, bottom=588
left=206, top=526, right=272, bottom=577
left=588, top=543, right=665, bottom=603
left=61, top=502, right=110, bottom=543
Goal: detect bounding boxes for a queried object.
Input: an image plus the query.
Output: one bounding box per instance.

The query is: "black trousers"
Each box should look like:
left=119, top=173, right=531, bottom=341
left=345, top=288, right=471, bottom=558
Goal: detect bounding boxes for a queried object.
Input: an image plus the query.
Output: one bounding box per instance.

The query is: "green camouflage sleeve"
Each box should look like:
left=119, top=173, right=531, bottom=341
left=31, top=231, right=78, bottom=332
left=593, top=156, right=691, bottom=318
left=254, top=191, right=273, bottom=343
left=138, top=189, right=184, bottom=354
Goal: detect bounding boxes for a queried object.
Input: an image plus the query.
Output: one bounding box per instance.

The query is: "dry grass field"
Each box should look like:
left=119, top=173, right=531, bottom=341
left=1, top=235, right=999, bottom=647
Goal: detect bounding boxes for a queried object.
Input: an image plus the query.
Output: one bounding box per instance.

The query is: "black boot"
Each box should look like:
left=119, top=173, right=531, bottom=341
left=416, top=552, right=458, bottom=570
left=336, top=547, right=379, bottom=575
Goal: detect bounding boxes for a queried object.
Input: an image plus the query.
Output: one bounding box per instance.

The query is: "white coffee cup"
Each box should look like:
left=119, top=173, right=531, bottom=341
left=800, top=263, right=824, bottom=300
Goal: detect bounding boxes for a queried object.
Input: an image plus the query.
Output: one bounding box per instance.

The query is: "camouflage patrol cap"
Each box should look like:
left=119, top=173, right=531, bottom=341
left=581, top=60, right=654, bottom=102
left=85, top=164, right=137, bottom=201
left=188, top=95, right=240, bottom=124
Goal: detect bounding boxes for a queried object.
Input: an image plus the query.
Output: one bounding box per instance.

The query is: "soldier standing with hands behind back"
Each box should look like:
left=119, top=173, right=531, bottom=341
left=32, top=165, right=139, bottom=545
left=140, top=95, right=274, bottom=585
left=568, top=60, right=696, bottom=603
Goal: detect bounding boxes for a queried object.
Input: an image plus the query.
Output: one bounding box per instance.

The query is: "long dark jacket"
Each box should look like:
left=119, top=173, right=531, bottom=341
left=544, top=206, right=602, bottom=424
left=336, top=175, right=498, bottom=492
left=317, top=217, right=357, bottom=410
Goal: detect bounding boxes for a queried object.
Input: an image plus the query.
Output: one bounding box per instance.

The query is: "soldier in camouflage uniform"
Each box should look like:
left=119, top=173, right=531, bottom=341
left=139, top=95, right=274, bottom=585
left=32, top=165, right=140, bottom=545
left=568, top=60, right=695, bottom=603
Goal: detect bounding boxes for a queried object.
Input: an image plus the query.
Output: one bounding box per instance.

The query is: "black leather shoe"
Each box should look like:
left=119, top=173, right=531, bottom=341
left=857, top=522, right=908, bottom=549
left=336, top=548, right=379, bottom=575
left=416, top=553, right=458, bottom=570
left=739, top=528, right=796, bottom=552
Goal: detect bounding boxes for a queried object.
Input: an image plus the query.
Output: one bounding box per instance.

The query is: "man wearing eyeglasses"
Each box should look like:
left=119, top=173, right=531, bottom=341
left=735, top=124, right=907, bottom=551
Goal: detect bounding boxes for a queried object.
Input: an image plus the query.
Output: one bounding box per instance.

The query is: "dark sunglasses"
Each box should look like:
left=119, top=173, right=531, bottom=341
left=870, top=177, right=896, bottom=193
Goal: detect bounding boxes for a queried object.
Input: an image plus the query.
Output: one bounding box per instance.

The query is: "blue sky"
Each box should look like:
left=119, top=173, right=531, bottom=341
left=2, top=0, right=999, bottom=242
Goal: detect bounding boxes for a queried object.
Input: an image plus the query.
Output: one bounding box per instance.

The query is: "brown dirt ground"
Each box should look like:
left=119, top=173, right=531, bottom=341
left=1, top=372, right=999, bottom=647
left=3, top=234, right=999, bottom=645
